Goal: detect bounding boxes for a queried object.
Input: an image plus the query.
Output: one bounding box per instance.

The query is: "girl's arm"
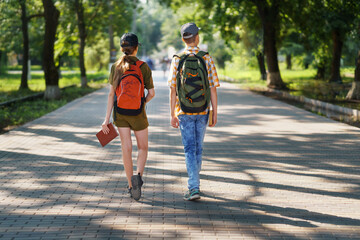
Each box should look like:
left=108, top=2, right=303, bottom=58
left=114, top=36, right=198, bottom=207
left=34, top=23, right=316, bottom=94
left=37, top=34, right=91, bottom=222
left=146, top=88, right=155, bottom=103
left=102, top=86, right=115, bottom=134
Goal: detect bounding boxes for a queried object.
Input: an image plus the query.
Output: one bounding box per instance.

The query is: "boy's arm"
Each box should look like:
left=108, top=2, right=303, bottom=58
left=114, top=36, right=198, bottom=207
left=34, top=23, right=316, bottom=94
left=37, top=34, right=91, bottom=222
left=206, top=54, right=219, bottom=127
left=169, top=87, right=179, bottom=128
left=209, top=87, right=217, bottom=127
left=168, top=56, right=180, bottom=128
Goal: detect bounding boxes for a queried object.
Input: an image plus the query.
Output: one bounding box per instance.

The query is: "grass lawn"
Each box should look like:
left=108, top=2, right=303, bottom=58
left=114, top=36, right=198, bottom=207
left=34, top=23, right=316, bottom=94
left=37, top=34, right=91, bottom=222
left=0, top=68, right=102, bottom=102
left=218, top=65, right=359, bottom=110
left=0, top=68, right=108, bottom=133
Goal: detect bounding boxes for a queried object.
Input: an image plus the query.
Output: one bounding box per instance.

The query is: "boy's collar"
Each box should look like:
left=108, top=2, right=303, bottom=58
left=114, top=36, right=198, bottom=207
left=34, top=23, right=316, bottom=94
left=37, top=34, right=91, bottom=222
left=185, top=46, right=200, bottom=52
left=185, top=46, right=199, bottom=49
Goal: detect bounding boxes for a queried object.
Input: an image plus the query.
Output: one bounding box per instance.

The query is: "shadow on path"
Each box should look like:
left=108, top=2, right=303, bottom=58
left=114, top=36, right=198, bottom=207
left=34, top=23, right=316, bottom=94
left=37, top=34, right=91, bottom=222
left=0, top=73, right=359, bottom=239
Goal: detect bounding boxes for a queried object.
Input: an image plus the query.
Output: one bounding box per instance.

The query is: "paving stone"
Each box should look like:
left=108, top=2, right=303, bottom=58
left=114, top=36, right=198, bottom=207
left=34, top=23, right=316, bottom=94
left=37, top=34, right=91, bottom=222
left=0, top=71, right=360, bottom=239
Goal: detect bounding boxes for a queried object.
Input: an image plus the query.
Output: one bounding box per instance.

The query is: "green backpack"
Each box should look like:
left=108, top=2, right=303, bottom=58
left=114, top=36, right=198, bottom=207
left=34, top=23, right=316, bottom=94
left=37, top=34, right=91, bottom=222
left=175, top=51, right=210, bottom=113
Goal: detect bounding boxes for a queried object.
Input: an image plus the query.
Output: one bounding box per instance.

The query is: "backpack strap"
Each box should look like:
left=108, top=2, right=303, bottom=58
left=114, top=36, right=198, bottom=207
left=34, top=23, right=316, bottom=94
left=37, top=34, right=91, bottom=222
left=196, top=51, right=208, bottom=58
left=135, top=60, right=145, bottom=68
left=177, top=54, right=189, bottom=72
left=194, top=51, right=208, bottom=72
left=134, top=60, right=145, bottom=81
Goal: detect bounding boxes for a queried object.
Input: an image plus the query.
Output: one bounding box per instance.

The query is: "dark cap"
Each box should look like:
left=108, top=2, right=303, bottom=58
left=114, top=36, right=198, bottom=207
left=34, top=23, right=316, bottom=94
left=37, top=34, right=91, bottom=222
left=120, top=33, right=140, bottom=47
left=180, top=22, right=200, bottom=39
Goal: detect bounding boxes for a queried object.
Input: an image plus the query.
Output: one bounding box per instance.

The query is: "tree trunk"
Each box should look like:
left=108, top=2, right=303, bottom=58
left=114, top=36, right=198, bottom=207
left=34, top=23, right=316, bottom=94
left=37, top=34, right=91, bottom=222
left=254, top=0, right=286, bottom=89
left=315, top=64, right=326, bottom=80
left=19, top=0, right=29, bottom=90
left=0, top=51, right=2, bottom=74
left=75, top=0, right=88, bottom=88
left=286, top=54, right=292, bottom=70
left=329, top=29, right=343, bottom=83
left=42, top=0, right=60, bottom=100
left=256, top=51, right=266, bottom=80
left=131, top=0, right=137, bottom=33
left=108, top=1, right=116, bottom=64
left=346, top=50, right=360, bottom=100
left=109, top=24, right=116, bottom=63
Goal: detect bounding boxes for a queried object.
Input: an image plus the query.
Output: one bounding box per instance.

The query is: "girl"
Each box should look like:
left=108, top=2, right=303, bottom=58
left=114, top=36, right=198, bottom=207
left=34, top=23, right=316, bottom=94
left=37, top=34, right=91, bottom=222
left=102, top=33, right=155, bottom=200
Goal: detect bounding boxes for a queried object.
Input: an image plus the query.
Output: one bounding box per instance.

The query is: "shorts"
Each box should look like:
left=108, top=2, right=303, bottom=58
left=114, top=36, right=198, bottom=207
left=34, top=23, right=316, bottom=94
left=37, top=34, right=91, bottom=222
left=113, top=108, right=149, bottom=131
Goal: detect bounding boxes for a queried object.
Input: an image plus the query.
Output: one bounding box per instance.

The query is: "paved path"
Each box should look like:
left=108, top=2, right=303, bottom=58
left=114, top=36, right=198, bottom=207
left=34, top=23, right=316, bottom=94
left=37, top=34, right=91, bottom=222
left=1, top=71, right=360, bottom=239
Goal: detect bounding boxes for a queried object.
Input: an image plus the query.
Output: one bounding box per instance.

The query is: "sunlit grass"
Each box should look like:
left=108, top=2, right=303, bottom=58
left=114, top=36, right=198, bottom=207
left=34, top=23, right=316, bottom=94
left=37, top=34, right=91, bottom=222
left=0, top=70, right=108, bottom=102
left=219, top=65, right=359, bottom=110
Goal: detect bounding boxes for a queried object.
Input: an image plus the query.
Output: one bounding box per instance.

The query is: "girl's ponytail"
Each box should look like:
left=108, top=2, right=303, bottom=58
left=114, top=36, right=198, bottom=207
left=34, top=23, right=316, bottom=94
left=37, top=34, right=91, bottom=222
left=112, top=46, right=137, bottom=90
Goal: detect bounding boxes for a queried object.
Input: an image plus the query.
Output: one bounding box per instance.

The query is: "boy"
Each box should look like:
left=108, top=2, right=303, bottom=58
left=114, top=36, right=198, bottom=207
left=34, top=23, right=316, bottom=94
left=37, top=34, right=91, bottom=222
left=168, top=22, right=220, bottom=201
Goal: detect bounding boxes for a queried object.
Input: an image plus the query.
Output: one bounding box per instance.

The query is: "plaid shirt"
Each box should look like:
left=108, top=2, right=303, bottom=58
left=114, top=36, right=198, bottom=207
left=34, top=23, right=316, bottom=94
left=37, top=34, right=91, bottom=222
left=168, top=46, right=220, bottom=116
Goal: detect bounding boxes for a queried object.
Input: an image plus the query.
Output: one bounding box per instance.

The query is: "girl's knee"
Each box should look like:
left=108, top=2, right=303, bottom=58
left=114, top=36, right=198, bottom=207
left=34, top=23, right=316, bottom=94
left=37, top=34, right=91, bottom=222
left=121, top=142, right=132, bottom=153
left=137, top=143, right=148, bottom=152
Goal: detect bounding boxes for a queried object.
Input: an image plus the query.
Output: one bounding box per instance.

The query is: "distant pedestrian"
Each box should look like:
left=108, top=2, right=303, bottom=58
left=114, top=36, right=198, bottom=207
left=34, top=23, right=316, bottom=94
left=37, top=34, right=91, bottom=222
left=145, top=57, right=154, bottom=70
left=161, top=57, right=168, bottom=78
left=168, top=23, right=220, bottom=201
left=102, top=33, right=155, bottom=200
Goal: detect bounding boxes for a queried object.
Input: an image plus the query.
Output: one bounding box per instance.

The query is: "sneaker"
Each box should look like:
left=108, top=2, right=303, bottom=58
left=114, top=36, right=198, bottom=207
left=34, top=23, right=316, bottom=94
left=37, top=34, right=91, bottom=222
left=131, top=173, right=143, bottom=201
left=127, top=186, right=133, bottom=198
left=183, top=189, right=200, bottom=201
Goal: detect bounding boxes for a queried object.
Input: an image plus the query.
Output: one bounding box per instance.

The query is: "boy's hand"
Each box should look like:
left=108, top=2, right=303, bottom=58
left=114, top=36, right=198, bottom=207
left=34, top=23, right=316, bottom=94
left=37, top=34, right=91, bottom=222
left=171, top=116, right=179, bottom=128
left=209, top=111, right=217, bottom=127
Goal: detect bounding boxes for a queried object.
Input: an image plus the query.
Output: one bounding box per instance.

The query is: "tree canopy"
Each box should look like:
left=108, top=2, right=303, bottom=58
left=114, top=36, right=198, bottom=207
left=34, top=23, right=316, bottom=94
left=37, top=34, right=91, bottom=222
left=1, top=0, right=360, bottom=97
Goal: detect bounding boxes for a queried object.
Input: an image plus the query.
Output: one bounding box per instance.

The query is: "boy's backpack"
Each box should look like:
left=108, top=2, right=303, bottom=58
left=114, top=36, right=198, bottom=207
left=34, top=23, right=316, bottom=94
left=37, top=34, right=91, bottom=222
left=114, top=61, right=145, bottom=116
left=175, top=51, right=210, bottom=113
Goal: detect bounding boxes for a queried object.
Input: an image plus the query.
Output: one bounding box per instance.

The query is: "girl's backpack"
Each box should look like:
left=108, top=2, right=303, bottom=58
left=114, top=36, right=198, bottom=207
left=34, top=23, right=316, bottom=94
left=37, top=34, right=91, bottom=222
left=175, top=51, right=210, bottom=113
left=114, top=61, right=145, bottom=116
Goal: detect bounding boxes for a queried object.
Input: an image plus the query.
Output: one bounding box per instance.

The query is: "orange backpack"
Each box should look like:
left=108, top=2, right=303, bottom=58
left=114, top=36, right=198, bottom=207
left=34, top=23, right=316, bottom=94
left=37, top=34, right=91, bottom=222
left=114, top=61, right=145, bottom=116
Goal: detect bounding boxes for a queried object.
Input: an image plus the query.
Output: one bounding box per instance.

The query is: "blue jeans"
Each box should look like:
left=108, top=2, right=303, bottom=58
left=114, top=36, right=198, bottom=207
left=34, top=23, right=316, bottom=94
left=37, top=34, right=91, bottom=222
left=178, top=114, right=208, bottom=191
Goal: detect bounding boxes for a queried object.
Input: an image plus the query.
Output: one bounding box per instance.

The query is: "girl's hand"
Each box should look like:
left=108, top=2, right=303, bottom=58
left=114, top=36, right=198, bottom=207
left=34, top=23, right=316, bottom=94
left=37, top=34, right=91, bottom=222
left=102, top=120, right=110, bottom=134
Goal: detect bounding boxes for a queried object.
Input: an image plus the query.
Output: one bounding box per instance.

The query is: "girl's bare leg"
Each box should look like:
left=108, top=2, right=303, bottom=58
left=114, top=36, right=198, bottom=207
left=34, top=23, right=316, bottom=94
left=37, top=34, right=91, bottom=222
left=134, top=128, right=148, bottom=176
left=118, top=127, right=133, bottom=187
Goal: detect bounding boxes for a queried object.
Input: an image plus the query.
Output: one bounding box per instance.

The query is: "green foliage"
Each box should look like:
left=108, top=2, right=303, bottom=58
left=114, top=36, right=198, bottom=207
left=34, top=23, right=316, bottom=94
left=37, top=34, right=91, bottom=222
left=1, top=0, right=359, bottom=92
left=56, top=0, right=133, bottom=69
left=0, top=0, right=22, bottom=53
left=135, top=0, right=167, bottom=56
left=279, top=30, right=304, bottom=56
left=0, top=0, right=44, bottom=65
left=158, top=10, right=183, bottom=51
left=286, top=0, right=360, bottom=77
left=208, top=35, right=232, bottom=69
left=85, top=36, right=109, bottom=70
left=342, top=28, right=360, bottom=67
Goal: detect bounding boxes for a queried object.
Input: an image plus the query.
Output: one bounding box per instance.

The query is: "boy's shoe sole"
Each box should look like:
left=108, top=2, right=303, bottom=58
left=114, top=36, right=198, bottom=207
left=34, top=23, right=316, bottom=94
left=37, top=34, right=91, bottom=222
left=131, top=174, right=143, bottom=201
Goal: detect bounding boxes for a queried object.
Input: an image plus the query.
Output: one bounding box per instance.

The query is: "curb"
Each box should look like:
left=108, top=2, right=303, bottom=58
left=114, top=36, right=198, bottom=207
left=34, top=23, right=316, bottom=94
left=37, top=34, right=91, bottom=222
left=0, top=84, right=76, bottom=108
left=267, top=88, right=360, bottom=121
left=219, top=75, right=360, bottom=121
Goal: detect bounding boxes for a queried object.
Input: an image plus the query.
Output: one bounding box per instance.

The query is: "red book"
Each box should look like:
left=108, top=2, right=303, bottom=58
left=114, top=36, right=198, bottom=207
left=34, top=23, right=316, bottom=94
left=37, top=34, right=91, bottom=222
left=96, top=123, right=118, bottom=147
